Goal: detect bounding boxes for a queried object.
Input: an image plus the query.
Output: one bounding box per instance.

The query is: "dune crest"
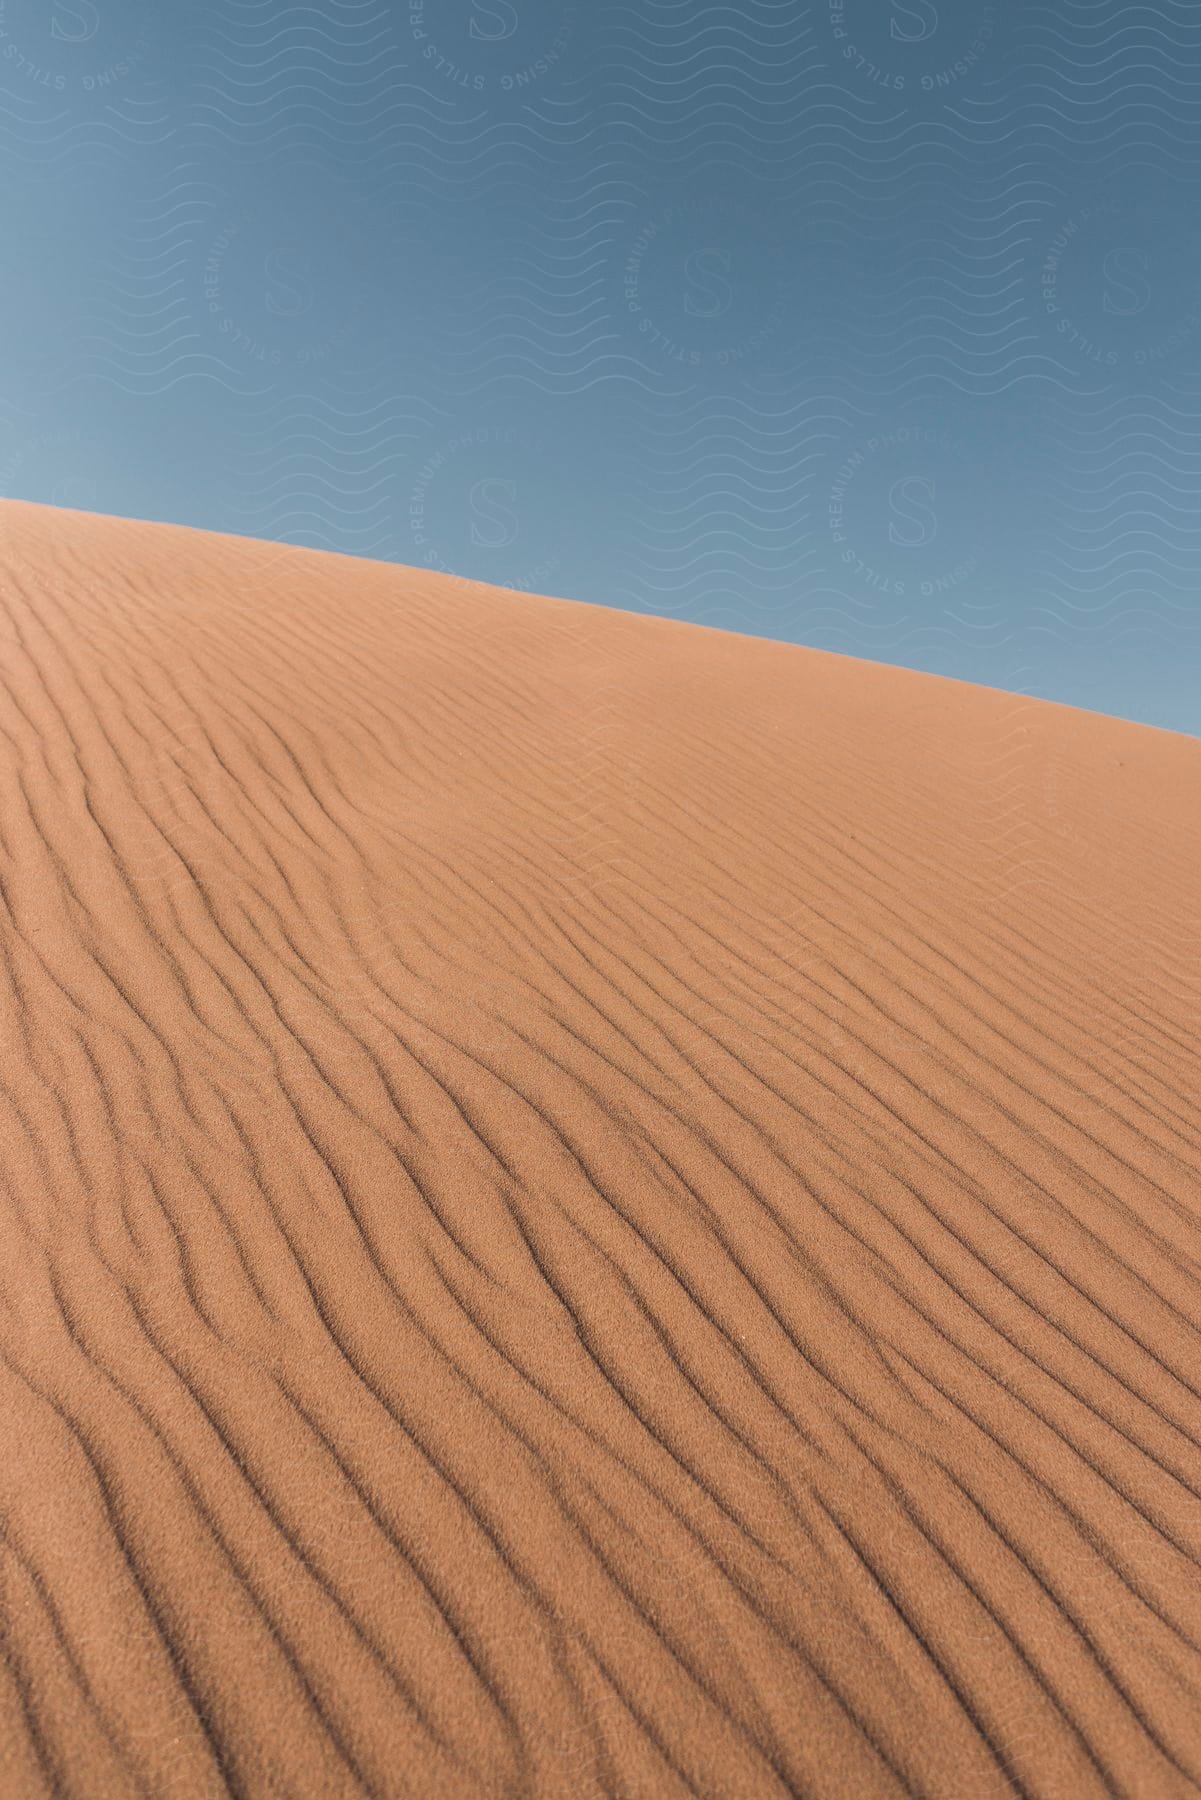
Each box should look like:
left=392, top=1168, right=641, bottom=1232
left=0, top=500, right=1198, bottom=1797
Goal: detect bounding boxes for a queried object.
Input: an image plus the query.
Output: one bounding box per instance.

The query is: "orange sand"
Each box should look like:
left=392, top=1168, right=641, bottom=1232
left=0, top=499, right=1199, bottom=1797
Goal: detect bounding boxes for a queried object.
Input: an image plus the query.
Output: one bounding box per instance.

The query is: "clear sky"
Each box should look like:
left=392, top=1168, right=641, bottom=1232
left=1, top=0, right=1198, bottom=735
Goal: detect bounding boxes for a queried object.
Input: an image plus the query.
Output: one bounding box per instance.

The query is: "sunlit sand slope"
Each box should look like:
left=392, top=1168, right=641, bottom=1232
left=1, top=500, right=1199, bottom=1798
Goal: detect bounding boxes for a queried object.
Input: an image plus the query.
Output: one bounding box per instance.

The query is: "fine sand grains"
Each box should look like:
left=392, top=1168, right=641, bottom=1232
left=0, top=499, right=1199, bottom=1797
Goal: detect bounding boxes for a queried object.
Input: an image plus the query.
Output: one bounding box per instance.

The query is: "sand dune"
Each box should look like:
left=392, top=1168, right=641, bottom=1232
left=0, top=499, right=1198, bottom=1797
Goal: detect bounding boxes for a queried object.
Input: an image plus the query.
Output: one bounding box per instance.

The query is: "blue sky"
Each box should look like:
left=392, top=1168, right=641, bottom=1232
left=1, top=0, right=1199, bottom=734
